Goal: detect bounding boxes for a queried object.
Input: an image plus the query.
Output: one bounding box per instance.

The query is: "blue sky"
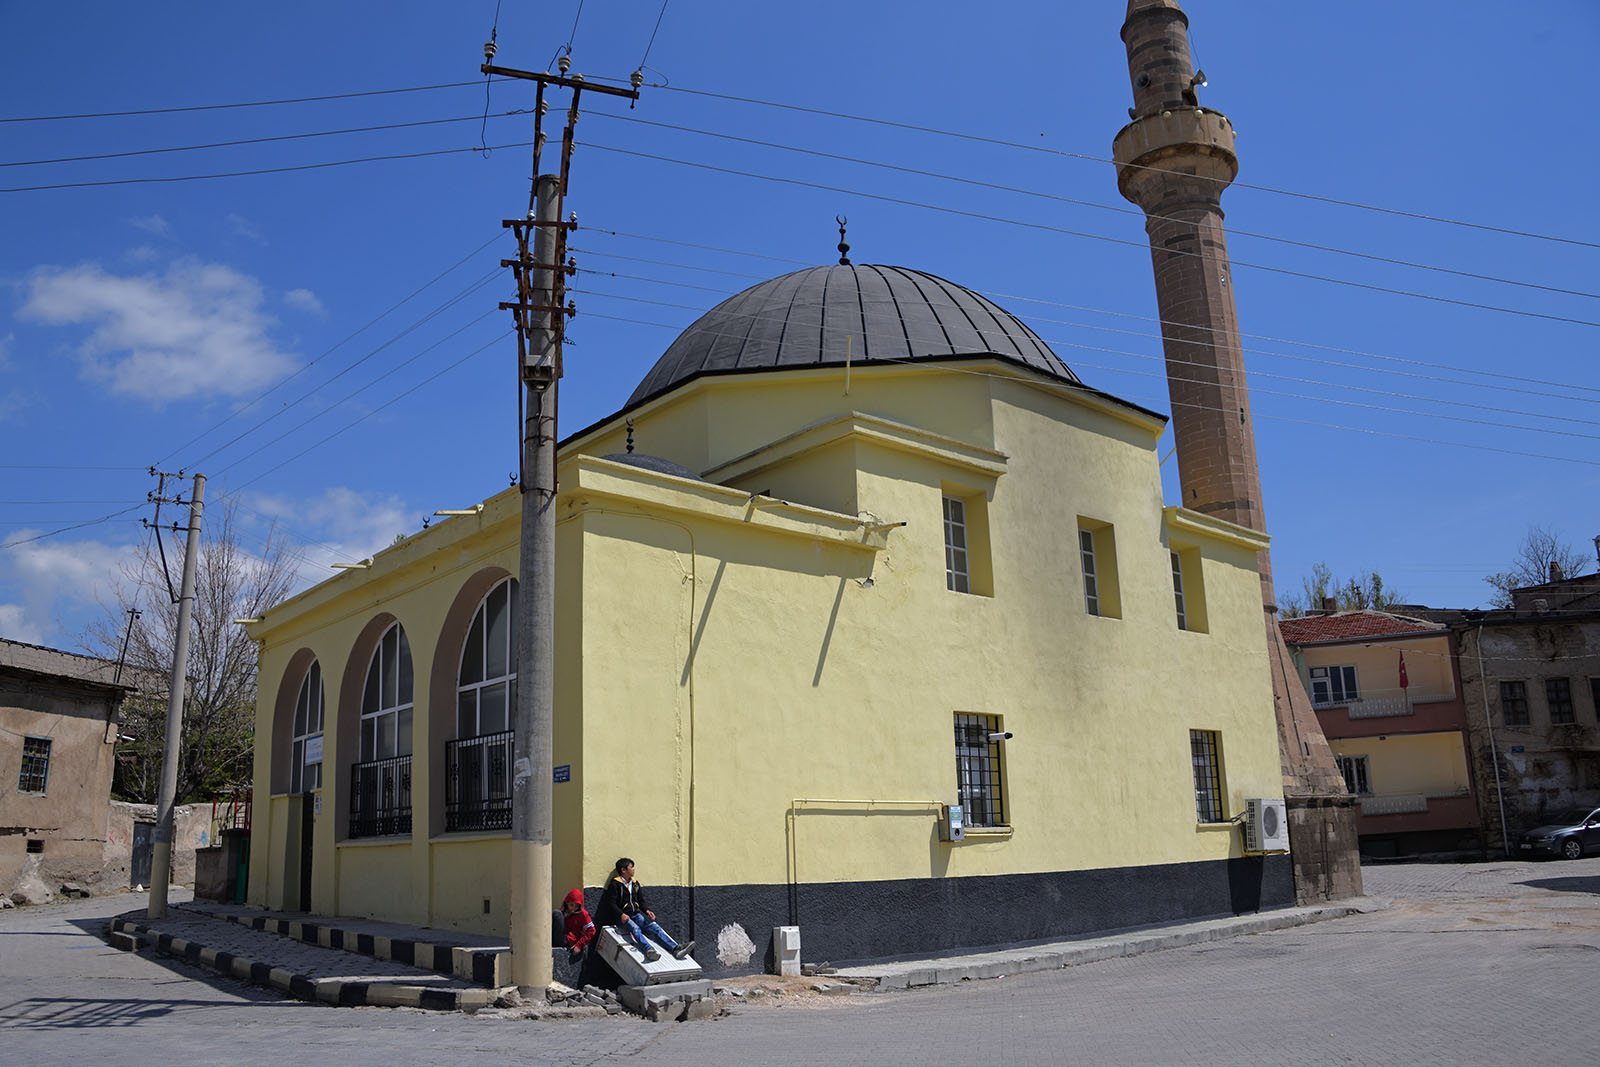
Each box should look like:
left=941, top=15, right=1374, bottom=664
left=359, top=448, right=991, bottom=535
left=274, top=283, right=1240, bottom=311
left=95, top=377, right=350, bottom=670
left=3, top=1, right=1597, bottom=651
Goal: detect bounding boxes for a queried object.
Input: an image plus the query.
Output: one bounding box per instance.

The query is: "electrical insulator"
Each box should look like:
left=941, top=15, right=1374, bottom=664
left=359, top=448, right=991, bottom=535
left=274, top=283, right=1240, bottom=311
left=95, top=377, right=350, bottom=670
left=558, top=53, right=571, bottom=74
left=539, top=99, right=549, bottom=115
left=630, top=69, right=644, bottom=90
left=483, top=39, right=497, bottom=62
left=568, top=211, right=578, bottom=226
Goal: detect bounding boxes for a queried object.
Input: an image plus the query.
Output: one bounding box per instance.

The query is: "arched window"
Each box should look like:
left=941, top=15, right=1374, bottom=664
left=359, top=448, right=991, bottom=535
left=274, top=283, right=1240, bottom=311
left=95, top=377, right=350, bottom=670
left=351, top=622, right=413, bottom=838
left=290, top=660, right=324, bottom=794
left=447, top=579, right=517, bottom=832
left=361, top=623, right=413, bottom=761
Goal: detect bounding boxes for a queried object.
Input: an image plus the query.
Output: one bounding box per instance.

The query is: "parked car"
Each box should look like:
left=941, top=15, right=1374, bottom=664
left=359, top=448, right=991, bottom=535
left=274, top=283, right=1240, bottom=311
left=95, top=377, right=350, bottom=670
left=1517, top=807, right=1600, bottom=859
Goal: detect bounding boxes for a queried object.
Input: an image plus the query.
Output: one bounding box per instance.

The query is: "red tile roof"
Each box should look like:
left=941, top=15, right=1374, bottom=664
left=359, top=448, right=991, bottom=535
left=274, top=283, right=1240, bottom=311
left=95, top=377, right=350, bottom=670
left=1279, top=611, right=1444, bottom=645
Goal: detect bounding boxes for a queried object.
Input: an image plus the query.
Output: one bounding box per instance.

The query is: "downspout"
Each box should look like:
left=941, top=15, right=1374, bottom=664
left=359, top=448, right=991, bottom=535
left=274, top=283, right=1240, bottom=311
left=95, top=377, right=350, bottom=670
left=1474, top=622, right=1511, bottom=857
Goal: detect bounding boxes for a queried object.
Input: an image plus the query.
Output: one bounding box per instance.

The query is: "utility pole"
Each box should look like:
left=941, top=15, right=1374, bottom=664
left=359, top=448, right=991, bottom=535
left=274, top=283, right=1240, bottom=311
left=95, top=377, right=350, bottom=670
left=147, top=472, right=204, bottom=919
left=482, top=43, right=639, bottom=991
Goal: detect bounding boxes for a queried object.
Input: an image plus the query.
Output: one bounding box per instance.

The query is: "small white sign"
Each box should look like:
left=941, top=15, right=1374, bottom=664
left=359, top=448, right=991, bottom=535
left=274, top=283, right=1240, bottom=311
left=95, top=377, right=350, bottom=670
left=313, top=793, right=323, bottom=815
left=304, top=733, right=323, bottom=765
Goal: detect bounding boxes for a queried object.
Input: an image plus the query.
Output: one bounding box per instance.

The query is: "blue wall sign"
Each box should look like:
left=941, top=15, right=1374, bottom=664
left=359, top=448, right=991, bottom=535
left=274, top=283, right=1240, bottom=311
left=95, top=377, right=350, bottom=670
left=553, top=764, right=571, bottom=783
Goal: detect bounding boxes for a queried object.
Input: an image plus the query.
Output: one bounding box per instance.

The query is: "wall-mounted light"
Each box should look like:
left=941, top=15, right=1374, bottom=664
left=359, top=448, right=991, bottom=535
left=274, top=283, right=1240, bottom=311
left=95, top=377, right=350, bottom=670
left=332, top=560, right=372, bottom=570
left=232, top=617, right=264, bottom=625
left=434, top=504, right=486, bottom=517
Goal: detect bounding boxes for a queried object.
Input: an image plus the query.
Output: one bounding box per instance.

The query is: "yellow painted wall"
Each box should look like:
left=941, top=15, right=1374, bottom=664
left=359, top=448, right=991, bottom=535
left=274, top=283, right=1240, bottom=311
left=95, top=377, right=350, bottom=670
left=247, top=359, right=1285, bottom=931
left=1330, top=731, right=1471, bottom=797
left=1297, top=634, right=1454, bottom=705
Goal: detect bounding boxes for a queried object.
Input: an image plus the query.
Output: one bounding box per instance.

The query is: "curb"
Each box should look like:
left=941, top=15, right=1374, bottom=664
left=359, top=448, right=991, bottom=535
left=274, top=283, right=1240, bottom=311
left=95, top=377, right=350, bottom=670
left=183, top=904, right=511, bottom=987
left=105, top=916, right=501, bottom=1012
left=840, top=904, right=1366, bottom=991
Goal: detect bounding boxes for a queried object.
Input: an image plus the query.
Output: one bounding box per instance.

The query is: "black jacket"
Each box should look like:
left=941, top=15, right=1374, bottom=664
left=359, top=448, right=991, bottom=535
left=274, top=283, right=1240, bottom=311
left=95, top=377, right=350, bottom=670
left=595, top=874, right=648, bottom=927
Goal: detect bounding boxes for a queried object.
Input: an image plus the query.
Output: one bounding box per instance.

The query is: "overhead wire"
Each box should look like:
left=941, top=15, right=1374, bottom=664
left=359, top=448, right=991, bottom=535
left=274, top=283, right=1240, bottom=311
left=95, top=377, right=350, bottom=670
left=0, top=80, right=498, bottom=124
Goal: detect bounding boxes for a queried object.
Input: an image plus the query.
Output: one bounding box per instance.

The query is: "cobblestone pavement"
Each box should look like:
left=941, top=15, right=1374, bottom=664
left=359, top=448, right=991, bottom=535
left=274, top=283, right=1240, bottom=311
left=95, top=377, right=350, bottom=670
left=4, top=859, right=1597, bottom=1066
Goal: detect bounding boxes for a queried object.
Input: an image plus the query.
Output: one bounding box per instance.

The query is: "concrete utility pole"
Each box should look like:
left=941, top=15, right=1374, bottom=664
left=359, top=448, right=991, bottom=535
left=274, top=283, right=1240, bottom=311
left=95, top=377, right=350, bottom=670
left=481, top=46, right=639, bottom=991
left=147, top=472, right=204, bottom=919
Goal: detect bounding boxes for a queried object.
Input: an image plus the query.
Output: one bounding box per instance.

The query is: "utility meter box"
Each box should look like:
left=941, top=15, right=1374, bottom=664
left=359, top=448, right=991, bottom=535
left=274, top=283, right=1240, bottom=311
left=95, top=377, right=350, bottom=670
left=772, top=925, right=801, bottom=976
left=939, top=803, right=966, bottom=842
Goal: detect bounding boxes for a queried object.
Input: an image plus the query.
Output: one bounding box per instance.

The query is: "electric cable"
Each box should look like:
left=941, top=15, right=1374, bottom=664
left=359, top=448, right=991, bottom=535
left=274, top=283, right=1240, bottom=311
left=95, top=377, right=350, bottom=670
left=0, top=503, right=147, bottom=551
left=0, top=80, right=498, bottom=124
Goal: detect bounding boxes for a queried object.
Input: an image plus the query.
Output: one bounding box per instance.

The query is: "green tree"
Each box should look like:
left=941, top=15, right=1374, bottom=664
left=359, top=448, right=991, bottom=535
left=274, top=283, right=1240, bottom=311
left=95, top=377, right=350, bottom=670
left=1483, top=525, right=1590, bottom=608
left=86, top=501, right=299, bottom=804
left=1281, top=562, right=1404, bottom=617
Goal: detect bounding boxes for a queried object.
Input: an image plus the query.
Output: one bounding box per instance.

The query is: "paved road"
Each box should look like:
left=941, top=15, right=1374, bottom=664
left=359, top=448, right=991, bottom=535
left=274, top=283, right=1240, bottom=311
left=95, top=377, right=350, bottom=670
left=4, top=859, right=1596, bottom=1066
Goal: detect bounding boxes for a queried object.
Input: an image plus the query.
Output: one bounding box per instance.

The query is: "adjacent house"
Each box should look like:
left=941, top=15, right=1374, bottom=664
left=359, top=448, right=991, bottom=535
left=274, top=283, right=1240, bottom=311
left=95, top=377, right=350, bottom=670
left=1450, top=562, right=1600, bottom=850
left=1, top=638, right=130, bottom=896
left=1281, top=609, right=1480, bottom=856
left=244, top=265, right=1297, bottom=972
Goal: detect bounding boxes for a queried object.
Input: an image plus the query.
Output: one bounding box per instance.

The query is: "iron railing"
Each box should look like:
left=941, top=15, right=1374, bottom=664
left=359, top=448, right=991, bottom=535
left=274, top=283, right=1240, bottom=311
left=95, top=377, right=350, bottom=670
left=349, top=754, right=411, bottom=838
left=445, top=730, right=513, bottom=833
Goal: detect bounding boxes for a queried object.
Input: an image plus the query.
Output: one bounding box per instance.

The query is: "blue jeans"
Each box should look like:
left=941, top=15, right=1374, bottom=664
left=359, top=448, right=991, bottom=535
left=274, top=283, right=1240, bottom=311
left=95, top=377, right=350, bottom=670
left=618, top=914, right=678, bottom=955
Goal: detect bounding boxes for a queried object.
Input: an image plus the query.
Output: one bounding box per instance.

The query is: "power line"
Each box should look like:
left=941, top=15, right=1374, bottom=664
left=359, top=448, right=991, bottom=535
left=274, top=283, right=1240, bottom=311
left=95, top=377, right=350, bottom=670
left=0, top=463, right=147, bottom=471
left=589, top=111, right=1599, bottom=302
left=0, top=80, right=495, bottom=124
left=639, top=0, right=671, bottom=69
left=159, top=231, right=505, bottom=466
left=1, top=140, right=533, bottom=194
left=582, top=228, right=1600, bottom=400
left=623, top=80, right=1600, bottom=253
left=578, top=140, right=1600, bottom=330
left=0, top=504, right=147, bottom=551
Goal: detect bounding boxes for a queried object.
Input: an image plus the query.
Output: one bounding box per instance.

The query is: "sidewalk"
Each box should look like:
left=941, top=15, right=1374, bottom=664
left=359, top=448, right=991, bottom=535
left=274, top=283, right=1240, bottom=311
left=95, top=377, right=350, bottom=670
left=104, top=896, right=1380, bottom=1011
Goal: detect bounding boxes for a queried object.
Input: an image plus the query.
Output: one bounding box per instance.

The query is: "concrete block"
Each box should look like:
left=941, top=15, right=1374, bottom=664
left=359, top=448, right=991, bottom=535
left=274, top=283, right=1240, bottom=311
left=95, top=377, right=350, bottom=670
left=683, top=997, right=720, bottom=1020
left=617, top=979, right=713, bottom=1015
left=107, top=930, right=139, bottom=952
left=268, top=967, right=295, bottom=991
left=365, top=984, right=424, bottom=1008
left=450, top=946, right=474, bottom=981
left=595, top=926, right=701, bottom=986
left=314, top=980, right=343, bottom=1005
left=374, top=935, right=392, bottom=960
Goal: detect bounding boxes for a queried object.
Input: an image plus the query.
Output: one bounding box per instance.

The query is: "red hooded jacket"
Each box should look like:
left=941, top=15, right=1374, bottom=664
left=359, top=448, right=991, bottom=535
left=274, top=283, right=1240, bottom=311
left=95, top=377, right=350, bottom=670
left=563, top=888, right=596, bottom=953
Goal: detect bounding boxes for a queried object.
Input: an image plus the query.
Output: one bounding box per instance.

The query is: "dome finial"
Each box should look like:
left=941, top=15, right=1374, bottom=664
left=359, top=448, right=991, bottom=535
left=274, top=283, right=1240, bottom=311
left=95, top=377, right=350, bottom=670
left=625, top=419, right=635, bottom=453
left=836, top=215, right=850, bottom=265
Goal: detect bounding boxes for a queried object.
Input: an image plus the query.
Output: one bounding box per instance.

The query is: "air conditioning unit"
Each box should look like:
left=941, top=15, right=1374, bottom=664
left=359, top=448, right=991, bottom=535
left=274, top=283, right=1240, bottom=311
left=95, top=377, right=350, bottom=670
left=1244, top=797, right=1290, bottom=853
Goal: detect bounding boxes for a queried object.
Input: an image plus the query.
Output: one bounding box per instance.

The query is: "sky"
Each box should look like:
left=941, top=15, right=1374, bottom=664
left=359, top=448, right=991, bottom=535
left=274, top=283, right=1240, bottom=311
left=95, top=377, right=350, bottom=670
left=3, top=1, right=1597, bottom=653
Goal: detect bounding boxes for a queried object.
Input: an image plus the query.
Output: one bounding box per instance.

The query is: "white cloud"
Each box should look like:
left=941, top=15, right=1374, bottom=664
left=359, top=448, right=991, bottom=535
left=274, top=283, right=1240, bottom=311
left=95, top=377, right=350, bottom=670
left=284, top=288, right=325, bottom=316
left=242, top=487, right=414, bottom=592
left=0, top=534, right=140, bottom=648
left=125, top=245, right=161, bottom=264
left=19, top=258, right=298, bottom=403
left=130, top=214, right=170, bottom=237
left=227, top=213, right=266, bottom=245
left=0, top=604, right=46, bottom=645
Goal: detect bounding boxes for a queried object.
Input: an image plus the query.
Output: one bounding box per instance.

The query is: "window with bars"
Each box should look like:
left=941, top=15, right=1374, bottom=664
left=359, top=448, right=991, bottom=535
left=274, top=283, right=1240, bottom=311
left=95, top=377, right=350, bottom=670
left=943, top=495, right=970, bottom=594
left=1171, top=551, right=1187, bottom=630
left=291, top=660, right=324, bottom=794
left=1190, top=730, right=1226, bottom=823
left=1499, top=680, right=1530, bottom=727
left=1546, top=677, right=1575, bottom=725
left=17, top=736, right=50, bottom=794
left=1335, top=753, right=1371, bottom=795
left=954, top=713, right=1006, bottom=828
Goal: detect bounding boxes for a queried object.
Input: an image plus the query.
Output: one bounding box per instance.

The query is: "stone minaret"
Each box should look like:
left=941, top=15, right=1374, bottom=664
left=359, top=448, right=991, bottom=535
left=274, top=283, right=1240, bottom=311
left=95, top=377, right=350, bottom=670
left=1112, top=0, right=1360, bottom=902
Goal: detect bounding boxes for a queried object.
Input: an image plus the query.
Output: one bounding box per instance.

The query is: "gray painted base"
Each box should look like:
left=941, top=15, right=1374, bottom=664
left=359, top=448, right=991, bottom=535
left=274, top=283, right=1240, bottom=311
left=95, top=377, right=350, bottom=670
left=585, top=854, right=1293, bottom=976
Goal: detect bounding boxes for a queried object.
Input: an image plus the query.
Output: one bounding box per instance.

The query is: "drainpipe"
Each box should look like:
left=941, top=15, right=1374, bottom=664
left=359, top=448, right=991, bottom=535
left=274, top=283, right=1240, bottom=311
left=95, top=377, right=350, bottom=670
left=1474, top=622, right=1511, bottom=857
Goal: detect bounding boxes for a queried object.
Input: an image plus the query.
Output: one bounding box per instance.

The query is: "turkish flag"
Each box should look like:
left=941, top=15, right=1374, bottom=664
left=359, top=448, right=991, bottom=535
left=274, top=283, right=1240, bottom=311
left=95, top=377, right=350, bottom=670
left=1398, top=651, right=1409, bottom=690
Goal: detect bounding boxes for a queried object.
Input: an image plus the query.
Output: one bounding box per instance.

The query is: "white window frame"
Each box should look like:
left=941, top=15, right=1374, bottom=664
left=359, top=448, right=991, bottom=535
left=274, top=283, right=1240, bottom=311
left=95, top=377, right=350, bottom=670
left=458, top=578, right=519, bottom=739
left=1308, top=664, right=1359, bottom=707
left=1171, top=550, right=1187, bottom=630
left=360, top=623, right=413, bottom=762
left=290, top=660, right=324, bottom=794
left=943, top=496, right=970, bottom=594
left=1335, top=753, right=1371, bottom=795
left=1080, top=528, right=1099, bottom=616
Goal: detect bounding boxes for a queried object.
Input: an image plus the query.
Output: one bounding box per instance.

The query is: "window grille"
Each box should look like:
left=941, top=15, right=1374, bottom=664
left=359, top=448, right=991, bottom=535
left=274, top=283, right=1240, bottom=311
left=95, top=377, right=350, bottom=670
left=349, top=754, right=412, bottom=838
left=17, top=736, right=50, bottom=794
left=1190, top=730, right=1225, bottom=823
left=445, top=731, right=513, bottom=832
left=1547, top=678, right=1575, bottom=725
left=1335, top=754, right=1371, bottom=795
left=943, top=496, right=970, bottom=593
left=954, top=713, right=1005, bottom=828
left=1499, top=680, right=1530, bottom=727
left=1080, top=528, right=1099, bottom=615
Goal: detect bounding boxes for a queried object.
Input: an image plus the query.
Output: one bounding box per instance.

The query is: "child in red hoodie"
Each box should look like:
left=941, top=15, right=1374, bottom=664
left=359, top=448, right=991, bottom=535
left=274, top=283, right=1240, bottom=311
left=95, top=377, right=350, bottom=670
left=562, top=888, right=596, bottom=962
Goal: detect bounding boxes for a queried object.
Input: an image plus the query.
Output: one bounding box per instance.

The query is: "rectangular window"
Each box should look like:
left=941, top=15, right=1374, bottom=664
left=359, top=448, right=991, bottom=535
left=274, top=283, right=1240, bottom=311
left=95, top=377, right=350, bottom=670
left=1546, top=678, right=1575, bottom=725
left=1190, top=729, right=1226, bottom=823
left=954, top=713, right=1006, bottom=828
left=1171, top=551, right=1187, bottom=630
left=1500, top=680, right=1530, bottom=727
left=943, top=495, right=970, bottom=594
left=1079, top=529, right=1099, bottom=615
left=1335, top=754, right=1371, bottom=795
left=17, top=736, right=51, bottom=794
left=1308, top=665, right=1359, bottom=707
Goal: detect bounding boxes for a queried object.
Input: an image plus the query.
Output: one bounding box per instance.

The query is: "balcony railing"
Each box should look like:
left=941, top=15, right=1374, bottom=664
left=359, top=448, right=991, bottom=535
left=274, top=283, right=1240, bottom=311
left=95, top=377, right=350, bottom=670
left=349, top=754, right=412, bottom=839
left=1358, top=793, right=1429, bottom=816
left=445, top=730, right=513, bottom=833
left=1346, top=697, right=1416, bottom=720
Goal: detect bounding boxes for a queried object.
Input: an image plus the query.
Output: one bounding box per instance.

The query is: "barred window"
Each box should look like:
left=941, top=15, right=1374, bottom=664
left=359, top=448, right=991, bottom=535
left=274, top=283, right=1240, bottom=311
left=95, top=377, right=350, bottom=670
left=1499, top=681, right=1530, bottom=727
left=1335, top=753, right=1371, bottom=795
left=1190, top=730, right=1226, bottom=823
left=943, top=496, right=970, bottom=594
left=954, top=713, right=1006, bottom=828
left=1547, top=678, right=1575, bottom=725
left=17, top=736, right=50, bottom=794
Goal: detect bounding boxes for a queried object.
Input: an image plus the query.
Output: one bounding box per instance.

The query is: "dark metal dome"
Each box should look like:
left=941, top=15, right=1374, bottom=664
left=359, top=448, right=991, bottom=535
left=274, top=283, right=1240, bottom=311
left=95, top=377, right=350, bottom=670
left=627, top=264, right=1078, bottom=407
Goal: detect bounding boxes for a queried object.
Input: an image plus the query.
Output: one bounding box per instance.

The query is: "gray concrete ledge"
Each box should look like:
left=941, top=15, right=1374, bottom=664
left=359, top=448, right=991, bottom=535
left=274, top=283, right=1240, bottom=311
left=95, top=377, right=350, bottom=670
left=833, top=902, right=1369, bottom=991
